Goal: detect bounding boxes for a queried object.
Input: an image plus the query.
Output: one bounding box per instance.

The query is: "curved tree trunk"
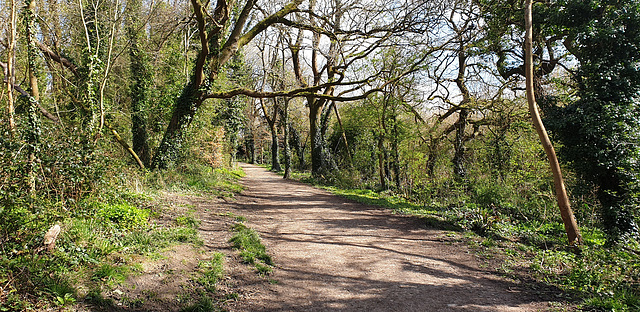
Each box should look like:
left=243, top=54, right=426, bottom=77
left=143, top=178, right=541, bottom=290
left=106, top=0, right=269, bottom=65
left=151, top=79, right=203, bottom=169
left=525, top=0, right=581, bottom=247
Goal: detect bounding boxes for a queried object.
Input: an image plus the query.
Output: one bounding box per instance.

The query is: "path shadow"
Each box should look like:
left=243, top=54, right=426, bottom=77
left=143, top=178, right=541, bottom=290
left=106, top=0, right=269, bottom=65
left=225, top=164, right=564, bottom=311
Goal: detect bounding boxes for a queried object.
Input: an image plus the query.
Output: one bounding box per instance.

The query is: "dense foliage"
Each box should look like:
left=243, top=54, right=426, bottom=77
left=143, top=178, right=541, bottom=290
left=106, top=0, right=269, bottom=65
left=544, top=0, right=640, bottom=242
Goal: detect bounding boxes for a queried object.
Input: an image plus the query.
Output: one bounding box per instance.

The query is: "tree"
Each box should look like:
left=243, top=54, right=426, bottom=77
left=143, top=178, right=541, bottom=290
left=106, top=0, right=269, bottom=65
left=255, top=35, right=288, bottom=172
left=151, top=0, right=304, bottom=169
left=524, top=0, right=581, bottom=246
left=126, top=0, right=152, bottom=167
left=367, top=48, right=426, bottom=189
left=3, top=0, right=17, bottom=135
left=25, top=0, right=42, bottom=195
left=282, top=0, right=440, bottom=176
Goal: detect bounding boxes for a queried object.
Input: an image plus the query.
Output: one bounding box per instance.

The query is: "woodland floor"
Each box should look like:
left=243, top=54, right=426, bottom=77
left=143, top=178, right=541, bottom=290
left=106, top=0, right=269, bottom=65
left=88, top=163, right=558, bottom=311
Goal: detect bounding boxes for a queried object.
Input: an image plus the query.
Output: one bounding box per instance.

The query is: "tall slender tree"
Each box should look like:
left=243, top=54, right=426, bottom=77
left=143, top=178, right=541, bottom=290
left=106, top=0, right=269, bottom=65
left=126, top=0, right=152, bottom=167
left=524, top=0, right=581, bottom=246
left=4, top=0, right=17, bottom=135
left=25, top=0, right=42, bottom=195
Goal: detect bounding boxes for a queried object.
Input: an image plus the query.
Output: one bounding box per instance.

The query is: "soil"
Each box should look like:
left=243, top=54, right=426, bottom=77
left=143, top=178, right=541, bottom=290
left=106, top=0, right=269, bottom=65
left=87, top=163, right=555, bottom=311
left=222, top=164, right=552, bottom=311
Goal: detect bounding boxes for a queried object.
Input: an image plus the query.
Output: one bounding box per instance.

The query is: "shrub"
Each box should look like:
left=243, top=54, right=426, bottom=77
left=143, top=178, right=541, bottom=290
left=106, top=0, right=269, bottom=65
left=97, top=202, right=149, bottom=230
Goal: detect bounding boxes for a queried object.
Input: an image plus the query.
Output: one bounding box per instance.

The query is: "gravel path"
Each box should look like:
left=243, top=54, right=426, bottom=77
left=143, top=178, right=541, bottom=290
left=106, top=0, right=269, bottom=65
left=227, top=163, right=550, bottom=312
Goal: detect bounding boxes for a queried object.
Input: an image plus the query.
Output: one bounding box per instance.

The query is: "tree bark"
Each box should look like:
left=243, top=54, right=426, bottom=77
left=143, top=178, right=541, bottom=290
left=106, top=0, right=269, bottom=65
left=392, top=114, right=401, bottom=188
left=452, top=108, right=468, bottom=180
left=126, top=0, right=151, bottom=167
left=333, top=102, right=352, bottom=167
left=259, top=95, right=281, bottom=172
left=270, top=120, right=281, bottom=172
left=309, top=97, right=324, bottom=175
left=377, top=133, right=387, bottom=189
left=525, top=0, right=581, bottom=247
left=26, top=0, right=41, bottom=196
left=5, top=0, right=17, bottom=136
left=283, top=98, right=291, bottom=179
left=247, top=129, right=256, bottom=164
left=288, top=123, right=305, bottom=170
left=107, top=123, right=145, bottom=169
left=151, top=79, right=202, bottom=169
left=452, top=43, right=471, bottom=181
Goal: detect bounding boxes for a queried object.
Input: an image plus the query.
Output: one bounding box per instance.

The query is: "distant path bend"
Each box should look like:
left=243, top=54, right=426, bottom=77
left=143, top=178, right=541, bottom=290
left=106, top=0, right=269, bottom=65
left=227, top=163, right=550, bottom=312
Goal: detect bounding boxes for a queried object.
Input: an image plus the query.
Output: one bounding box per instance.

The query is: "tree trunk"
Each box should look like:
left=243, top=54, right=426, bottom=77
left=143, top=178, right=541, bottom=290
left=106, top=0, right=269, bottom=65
left=151, top=79, right=202, bottom=169
left=525, top=0, right=581, bottom=247
left=26, top=0, right=41, bottom=196
left=392, top=117, right=401, bottom=189
left=452, top=108, right=468, bottom=180
left=5, top=0, right=17, bottom=136
left=333, top=103, right=352, bottom=167
left=127, top=0, right=151, bottom=167
left=452, top=44, right=470, bottom=182
left=377, top=134, right=387, bottom=189
left=78, top=0, right=102, bottom=139
left=270, top=121, right=281, bottom=172
left=426, top=135, right=439, bottom=178
left=247, top=129, right=256, bottom=164
left=249, top=138, right=256, bottom=164
left=288, top=123, right=305, bottom=170
left=150, top=0, right=302, bottom=169
left=283, top=98, right=291, bottom=179
left=107, top=123, right=145, bottom=169
left=309, top=98, right=324, bottom=175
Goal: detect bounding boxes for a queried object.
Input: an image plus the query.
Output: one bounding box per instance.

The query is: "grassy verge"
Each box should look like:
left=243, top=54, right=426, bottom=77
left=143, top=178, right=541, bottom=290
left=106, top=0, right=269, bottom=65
left=146, top=164, right=245, bottom=197
left=0, top=163, right=245, bottom=311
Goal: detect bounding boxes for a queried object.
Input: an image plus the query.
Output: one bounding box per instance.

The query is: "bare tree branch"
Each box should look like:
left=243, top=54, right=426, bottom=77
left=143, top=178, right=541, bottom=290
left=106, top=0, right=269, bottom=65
left=36, top=41, right=79, bottom=78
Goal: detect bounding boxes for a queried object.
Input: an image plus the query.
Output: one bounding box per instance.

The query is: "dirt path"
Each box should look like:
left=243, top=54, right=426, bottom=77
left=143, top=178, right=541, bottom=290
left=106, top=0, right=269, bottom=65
left=223, top=163, right=550, bottom=312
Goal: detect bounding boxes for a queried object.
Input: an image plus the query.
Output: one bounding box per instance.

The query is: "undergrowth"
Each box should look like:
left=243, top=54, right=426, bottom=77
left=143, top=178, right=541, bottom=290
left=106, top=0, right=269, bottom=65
left=0, top=160, right=245, bottom=311
left=146, top=163, right=245, bottom=197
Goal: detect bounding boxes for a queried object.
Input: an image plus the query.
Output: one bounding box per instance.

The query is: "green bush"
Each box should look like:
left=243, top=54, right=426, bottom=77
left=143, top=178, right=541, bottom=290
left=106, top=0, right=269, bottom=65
left=97, top=202, right=149, bottom=230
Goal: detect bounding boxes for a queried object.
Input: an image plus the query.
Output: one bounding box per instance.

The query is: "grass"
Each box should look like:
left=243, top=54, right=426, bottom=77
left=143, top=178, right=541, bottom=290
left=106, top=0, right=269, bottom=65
left=229, top=222, right=273, bottom=274
left=176, top=214, right=201, bottom=228
left=197, top=253, right=225, bottom=292
left=145, top=164, right=245, bottom=197
left=218, top=211, right=247, bottom=222
left=92, top=263, right=129, bottom=284
left=0, top=161, right=246, bottom=310
left=180, top=295, right=223, bottom=312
